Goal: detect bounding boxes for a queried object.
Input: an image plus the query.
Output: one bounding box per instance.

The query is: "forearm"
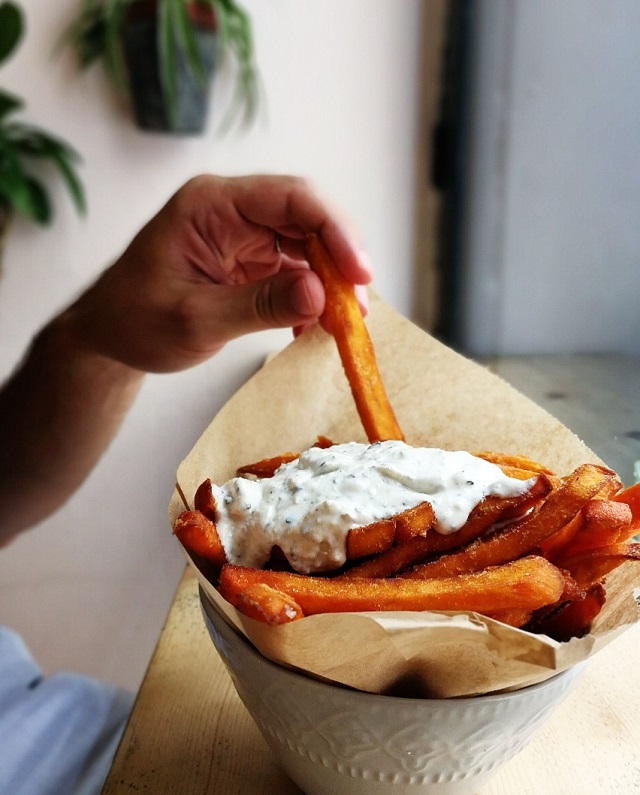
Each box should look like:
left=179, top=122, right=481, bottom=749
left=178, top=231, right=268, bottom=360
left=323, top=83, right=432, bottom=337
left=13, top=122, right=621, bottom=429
left=0, top=310, right=144, bottom=544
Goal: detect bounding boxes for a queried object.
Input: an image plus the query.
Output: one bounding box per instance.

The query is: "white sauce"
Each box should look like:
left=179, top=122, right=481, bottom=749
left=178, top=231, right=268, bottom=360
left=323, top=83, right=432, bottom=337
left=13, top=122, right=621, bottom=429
left=211, top=441, right=534, bottom=574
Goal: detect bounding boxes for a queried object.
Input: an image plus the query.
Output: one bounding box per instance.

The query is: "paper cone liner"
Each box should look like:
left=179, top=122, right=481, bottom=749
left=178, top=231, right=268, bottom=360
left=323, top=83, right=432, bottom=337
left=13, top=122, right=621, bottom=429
left=170, top=295, right=639, bottom=698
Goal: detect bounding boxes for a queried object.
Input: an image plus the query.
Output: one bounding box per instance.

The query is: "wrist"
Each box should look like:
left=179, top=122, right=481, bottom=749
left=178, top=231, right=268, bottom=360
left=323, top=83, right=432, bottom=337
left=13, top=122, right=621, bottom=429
left=41, top=306, right=146, bottom=387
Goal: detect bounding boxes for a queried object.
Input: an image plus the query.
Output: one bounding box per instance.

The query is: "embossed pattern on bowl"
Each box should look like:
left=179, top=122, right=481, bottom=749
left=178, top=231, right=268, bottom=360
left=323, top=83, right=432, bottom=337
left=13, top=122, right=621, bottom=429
left=201, top=592, right=585, bottom=795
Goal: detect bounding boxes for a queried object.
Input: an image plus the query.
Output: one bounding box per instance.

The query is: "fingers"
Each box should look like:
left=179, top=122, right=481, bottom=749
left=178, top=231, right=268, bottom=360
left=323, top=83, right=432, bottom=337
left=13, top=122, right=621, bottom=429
left=186, top=174, right=373, bottom=286
left=68, top=175, right=373, bottom=374
left=197, top=269, right=326, bottom=343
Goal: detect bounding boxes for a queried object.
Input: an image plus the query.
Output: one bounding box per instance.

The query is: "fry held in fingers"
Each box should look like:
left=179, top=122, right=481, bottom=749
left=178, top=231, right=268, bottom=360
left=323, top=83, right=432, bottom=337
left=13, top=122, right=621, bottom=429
left=305, top=233, right=403, bottom=443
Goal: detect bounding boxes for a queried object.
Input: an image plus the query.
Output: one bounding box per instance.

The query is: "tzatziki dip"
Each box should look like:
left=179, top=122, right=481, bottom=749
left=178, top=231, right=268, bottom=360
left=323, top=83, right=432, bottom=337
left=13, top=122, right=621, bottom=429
left=211, top=440, right=534, bottom=574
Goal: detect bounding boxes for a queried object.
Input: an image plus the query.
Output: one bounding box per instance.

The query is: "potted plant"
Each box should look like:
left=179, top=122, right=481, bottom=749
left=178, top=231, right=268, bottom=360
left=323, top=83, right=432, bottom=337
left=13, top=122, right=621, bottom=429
left=0, top=1, right=85, bottom=252
left=62, top=0, right=259, bottom=134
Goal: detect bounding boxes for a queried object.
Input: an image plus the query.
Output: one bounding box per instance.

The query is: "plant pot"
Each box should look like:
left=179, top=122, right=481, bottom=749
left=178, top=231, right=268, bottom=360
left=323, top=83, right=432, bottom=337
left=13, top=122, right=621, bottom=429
left=121, top=0, right=217, bottom=134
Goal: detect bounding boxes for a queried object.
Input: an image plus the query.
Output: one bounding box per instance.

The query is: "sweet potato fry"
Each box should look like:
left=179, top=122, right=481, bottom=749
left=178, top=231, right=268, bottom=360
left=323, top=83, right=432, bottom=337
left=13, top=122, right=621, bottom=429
left=345, top=518, right=396, bottom=559
left=614, top=481, right=640, bottom=531
left=194, top=478, right=217, bottom=520
left=173, top=510, right=226, bottom=569
left=526, top=584, right=606, bottom=641
left=393, top=501, right=436, bottom=544
left=473, top=451, right=556, bottom=476
left=594, top=478, right=628, bottom=500
left=540, top=478, right=628, bottom=560
left=483, top=609, right=533, bottom=628
left=556, top=542, right=640, bottom=589
left=236, top=453, right=298, bottom=478
left=218, top=556, right=566, bottom=617
left=342, top=475, right=552, bottom=579
left=306, top=234, right=404, bottom=443
left=235, top=438, right=334, bottom=479
left=554, top=500, right=633, bottom=560
left=556, top=570, right=584, bottom=602
left=234, top=582, right=304, bottom=625
left=540, top=500, right=617, bottom=560
left=496, top=467, right=559, bottom=485
left=403, top=464, right=615, bottom=580
left=314, top=435, right=335, bottom=449
left=344, top=502, right=435, bottom=560
left=537, top=510, right=585, bottom=560
left=340, top=534, right=443, bottom=580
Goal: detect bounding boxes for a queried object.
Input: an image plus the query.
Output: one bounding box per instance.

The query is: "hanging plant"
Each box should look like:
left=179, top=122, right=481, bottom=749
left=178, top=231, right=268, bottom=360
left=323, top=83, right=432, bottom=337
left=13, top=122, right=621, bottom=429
left=61, top=0, right=259, bottom=134
left=0, top=1, right=85, bottom=242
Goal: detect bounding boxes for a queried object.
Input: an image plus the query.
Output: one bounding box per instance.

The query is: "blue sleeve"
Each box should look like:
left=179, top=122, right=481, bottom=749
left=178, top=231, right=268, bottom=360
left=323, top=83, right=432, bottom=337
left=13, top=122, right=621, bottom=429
left=0, top=627, right=134, bottom=795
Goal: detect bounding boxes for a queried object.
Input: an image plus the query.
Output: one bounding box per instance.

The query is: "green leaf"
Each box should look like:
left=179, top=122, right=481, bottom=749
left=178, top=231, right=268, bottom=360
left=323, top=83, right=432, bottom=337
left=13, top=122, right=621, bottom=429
left=0, top=156, right=51, bottom=224
left=56, top=0, right=108, bottom=69
left=0, top=118, right=85, bottom=222
left=0, top=2, right=23, bottom=66
left=173, top=1, right=207, bottom=86
left=103, top=0, right=129, bottom=91
left=21, top=176, right=51, bottom=224
left=0, top=148, right=27, bottom=191
left=157, top=0, right=179, bottom=126
left=2, top=124, right=86, bottom=215
left=0, top=90, right=23, bottom=120
left=47, top=146, right=86, bottom=215
left=209, top=0, right=259, bottom=130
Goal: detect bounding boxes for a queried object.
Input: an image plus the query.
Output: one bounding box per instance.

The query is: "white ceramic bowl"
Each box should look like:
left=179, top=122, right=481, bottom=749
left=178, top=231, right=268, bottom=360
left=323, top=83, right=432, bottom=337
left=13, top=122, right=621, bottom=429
left=200, top=592, right=585, bottom=795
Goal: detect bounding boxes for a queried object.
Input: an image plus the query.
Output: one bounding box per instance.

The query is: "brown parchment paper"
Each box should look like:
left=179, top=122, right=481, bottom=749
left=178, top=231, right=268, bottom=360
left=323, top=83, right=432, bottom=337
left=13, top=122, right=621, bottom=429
left=169, top=294, right=640, bottom=698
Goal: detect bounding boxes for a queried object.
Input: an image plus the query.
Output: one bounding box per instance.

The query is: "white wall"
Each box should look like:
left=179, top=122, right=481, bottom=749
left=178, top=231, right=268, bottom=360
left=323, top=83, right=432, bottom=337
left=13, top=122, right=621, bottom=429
left=460, top=0, right=640, bottom=356
left=0, top=0, right=424, bottom=690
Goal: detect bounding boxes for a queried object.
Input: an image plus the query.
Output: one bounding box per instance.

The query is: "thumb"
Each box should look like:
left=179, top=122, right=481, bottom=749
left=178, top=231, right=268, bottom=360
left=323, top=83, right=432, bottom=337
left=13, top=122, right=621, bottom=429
left=208, top=269, right=326, bottom=341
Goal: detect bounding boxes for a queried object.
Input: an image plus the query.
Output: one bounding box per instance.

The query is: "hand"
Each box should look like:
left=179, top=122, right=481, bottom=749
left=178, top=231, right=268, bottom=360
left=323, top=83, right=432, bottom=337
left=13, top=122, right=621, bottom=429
left=0, top=174, right=372, bottom=538
left=62, top=174, right=372, bottom=373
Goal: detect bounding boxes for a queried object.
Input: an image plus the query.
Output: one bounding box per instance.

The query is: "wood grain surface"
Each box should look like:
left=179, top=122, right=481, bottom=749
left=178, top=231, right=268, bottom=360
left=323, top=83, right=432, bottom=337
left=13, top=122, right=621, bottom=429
left=102, top=354, right=640, bottom=794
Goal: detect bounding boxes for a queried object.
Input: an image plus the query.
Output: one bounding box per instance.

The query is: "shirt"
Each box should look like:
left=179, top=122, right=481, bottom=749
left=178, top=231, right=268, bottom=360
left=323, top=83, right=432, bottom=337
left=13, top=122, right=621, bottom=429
left=0, top=627, right=133, bottom=795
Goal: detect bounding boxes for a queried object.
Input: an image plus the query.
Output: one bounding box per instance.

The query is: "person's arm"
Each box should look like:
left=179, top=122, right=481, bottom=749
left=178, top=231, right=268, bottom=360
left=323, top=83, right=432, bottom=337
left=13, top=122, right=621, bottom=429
left=0, top=319, right=144, bottom=543
left=0, top=174, right=371, bottom=544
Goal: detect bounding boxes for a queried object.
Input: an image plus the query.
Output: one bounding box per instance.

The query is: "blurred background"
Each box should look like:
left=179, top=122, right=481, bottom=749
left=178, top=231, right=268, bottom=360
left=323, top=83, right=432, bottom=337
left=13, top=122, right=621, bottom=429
left=0, top=0, right=638, bottom=692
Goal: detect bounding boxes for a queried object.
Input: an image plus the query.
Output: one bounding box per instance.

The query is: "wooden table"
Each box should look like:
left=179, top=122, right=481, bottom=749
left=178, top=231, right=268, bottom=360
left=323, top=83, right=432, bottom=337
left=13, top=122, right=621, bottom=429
left=102, top=354, right=640, bottom=794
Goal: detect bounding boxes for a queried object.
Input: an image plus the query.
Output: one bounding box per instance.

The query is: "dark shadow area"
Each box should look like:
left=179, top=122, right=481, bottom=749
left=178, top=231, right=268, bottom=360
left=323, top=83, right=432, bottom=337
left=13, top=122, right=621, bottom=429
left=411, top=0, right=476, bottom=349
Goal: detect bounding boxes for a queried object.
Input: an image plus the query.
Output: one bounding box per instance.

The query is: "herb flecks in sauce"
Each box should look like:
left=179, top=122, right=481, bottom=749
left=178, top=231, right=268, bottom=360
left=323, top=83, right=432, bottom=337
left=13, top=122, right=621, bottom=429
left=212, top=441, right=534, bottom=574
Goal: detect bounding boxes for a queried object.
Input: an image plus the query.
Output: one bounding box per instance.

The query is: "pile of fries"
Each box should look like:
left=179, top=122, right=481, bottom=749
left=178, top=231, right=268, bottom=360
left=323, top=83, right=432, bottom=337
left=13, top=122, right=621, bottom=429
left=173, top=235, right=640, bottom=643
left=175, top=447, right=640, bottom=641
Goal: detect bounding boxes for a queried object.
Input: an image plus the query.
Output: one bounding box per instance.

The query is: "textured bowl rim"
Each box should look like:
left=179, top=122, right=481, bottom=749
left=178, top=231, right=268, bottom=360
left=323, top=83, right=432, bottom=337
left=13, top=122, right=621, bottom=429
left=200, top=587, right=586, bottom=705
